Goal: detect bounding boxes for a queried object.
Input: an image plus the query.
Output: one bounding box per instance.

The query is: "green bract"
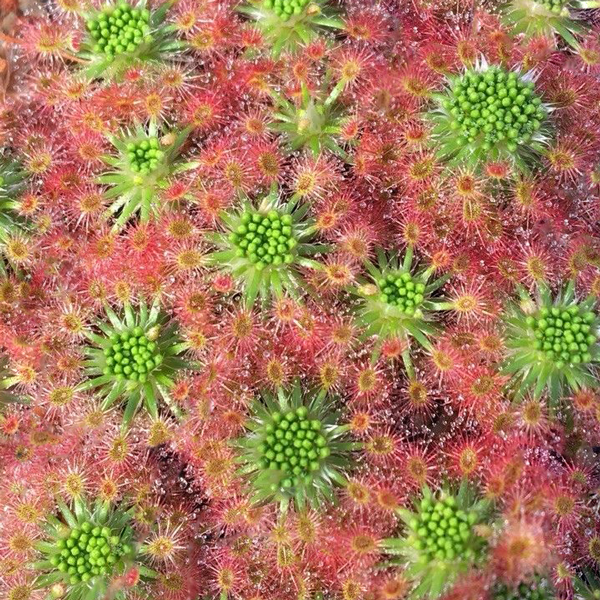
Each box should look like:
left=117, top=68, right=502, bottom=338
left=206, top=186, right=328, bottom=307
left=34, top=496, right=154, bottom=600
left=80, top=299, right=190, bottom=428
left=271, top=81, right=350, bottom=160
left=350, top=248, right=450, bottom=368
left=79, top=0, right=183, bottom=80
left=574, top=573, right=600, bottom=599
left=382, top=483, right=493, bottom=599
left=235, top=381, right=356, bottom=511
left=493, top=577, right=554, bottom=600
left=501, top=281, right=600, bottom=404
left=0, top=355, right=25, bottom=412
left=430, top=63, right=551, bottom=172
left=500, top=0, right=591, bottom=47
left=237, top=0, right=344, bottom=58
left=0, top=157, right=27, bottom=243
left=99, top=122, right=194, bottom=228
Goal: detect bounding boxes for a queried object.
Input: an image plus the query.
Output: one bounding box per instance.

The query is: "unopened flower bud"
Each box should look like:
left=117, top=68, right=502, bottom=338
left=520, top=297, right=536, bottom=315
left=161, top=133, right=176, bottom=146
left=359, top=284, right=378, bottom=296
left=146, top=325, right=160, bottom=341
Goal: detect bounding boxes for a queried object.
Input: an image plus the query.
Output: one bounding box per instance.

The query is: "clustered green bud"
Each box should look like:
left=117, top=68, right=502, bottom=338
left=50, top=520, right=131, bottom=585
left=378, top=272, right=425, bottom=315
left=0, top=176, right=4, bottom=187
left=87, top=1, right=151, bottom=59
left=533, top=0, right=568, bottom=13
left=493, top=580, right=552, bottom=600
left=526, top=305, right=597, bottom=369
left=258, top=406, right=330, bottom=491
left=443, top=67, right=546, bottom=153
left=103, top=326, right=163, bottom=383
left=126, top=138, right=164, bottom=175
left=408, top=495, right=481, bottom=562
left=263, top=0, right=310, bottom=20
left=229, top=210, right=297, bottom=271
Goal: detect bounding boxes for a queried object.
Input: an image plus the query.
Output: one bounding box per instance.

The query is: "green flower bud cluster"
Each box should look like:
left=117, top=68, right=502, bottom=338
left=378, top=272, right=426, bottom=315
left=86, top=2, right=151, bottom=59
left=103, top=326, right=163, bottom=383
left=263, top=0, right=310, bottom=21
left=408, top=495, right=481, bottom=562
left=533, top=0, right=568, bottom=14
left=0, top=176, right=4, bottom=187
left=493, top=580, right=552, bottom=600
left=229, top=210, right=297, bottom=271
left=49, top=520, right=131, bottom=585
left=126, top=138, right=164, bottom=174
left=526, top=305, right=597, bottom=368
left=443, top=67, right=546, bottom=153
left=258, top=406, right=330, bottom=490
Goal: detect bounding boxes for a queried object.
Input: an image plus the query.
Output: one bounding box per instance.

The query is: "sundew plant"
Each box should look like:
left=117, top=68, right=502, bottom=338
left=2, top=0, right=600, bottom=599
